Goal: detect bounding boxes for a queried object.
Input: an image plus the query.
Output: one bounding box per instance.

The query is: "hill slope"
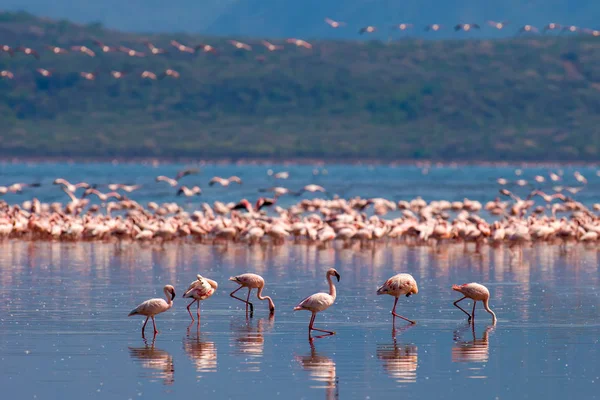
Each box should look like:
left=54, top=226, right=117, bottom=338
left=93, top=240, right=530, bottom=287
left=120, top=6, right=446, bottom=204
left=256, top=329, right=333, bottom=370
left=1, top=12, right=600, bottom=161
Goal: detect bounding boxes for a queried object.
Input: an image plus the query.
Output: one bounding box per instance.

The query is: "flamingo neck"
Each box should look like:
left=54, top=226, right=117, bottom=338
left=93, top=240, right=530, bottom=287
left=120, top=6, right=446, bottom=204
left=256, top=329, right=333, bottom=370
left=257, top=286, right=275, bottom=310
left=327, top=274, right=337, bottom=300
left=483, top=298, right=497, bottom=324
left=164, top=289, right=173, bottom=308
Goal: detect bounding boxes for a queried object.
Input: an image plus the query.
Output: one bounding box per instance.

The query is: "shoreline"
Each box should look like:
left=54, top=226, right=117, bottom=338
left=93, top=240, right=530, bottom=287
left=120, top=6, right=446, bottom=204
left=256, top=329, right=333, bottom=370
left=0, top=156, right=599, bottom=168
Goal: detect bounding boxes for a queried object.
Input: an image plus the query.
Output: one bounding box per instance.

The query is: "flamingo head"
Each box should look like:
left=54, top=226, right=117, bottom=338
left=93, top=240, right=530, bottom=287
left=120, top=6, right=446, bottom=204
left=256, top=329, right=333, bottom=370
left=327, top=268, right=341, bottom=282
left=164, top=285, right=176, bottom=300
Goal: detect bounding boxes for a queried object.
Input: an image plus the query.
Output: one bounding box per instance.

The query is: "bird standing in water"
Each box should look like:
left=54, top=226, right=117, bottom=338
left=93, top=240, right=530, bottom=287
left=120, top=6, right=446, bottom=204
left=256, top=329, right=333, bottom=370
left=452, top=283, right=497, bottom=324
left=377, top=273, right=419, bottom=324
left=128, top=285, right=176, bottom=336
left=182, top=275, right=218, bottom=321
left=294, top=268, right=341, bottom=337
left=229, top=273, right=275, bottom=314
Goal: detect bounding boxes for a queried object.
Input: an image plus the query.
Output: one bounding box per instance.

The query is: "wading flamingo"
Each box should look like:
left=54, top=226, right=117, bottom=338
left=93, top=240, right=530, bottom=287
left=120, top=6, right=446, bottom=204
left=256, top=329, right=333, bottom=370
left=128, top=285, right=176, bottom=336
left=182, top=275, right=218, bottom=321
left=452, top=283, right=497, bottom=324
left=294, top=268, right=341, bottom=336
left=377, top=273, right=419, bottom=324
left=229, top=273, right=275, bottom=314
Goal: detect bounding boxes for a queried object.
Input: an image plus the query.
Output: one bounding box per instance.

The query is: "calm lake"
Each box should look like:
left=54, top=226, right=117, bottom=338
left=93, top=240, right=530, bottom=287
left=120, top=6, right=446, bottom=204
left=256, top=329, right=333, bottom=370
left=1, top=240, right=598, bottom=399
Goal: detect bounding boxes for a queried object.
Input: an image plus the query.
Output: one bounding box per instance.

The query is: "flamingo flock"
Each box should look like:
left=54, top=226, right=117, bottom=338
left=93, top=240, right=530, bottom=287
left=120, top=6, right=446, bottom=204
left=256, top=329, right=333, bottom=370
left=1, top=166, right=600, bottom=244
left=128, top=269, right=495, bottom=339
left=1, top=16, right=600, bottom=83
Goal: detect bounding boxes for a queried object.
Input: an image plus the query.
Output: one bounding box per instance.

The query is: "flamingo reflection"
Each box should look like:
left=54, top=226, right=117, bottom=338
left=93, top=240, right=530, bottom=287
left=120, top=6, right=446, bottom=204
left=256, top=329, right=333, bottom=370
left=295, top=339, right=338, bottom=400
left=230, top=314, right=274, bottom=372
left=452, top=324, right=495, bottom=366
left=128, top=337, right=174, bottom=385
left=183, top=322, right=217, bottom=378
left=377, top=324, right=418, bottom=384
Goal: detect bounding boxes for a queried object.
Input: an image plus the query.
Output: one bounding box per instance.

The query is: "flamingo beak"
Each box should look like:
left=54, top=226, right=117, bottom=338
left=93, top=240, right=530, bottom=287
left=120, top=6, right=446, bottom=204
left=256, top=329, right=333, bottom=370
left=335, top=272, right=340, bottom=282
left=171, top=290, right=176, bottom=300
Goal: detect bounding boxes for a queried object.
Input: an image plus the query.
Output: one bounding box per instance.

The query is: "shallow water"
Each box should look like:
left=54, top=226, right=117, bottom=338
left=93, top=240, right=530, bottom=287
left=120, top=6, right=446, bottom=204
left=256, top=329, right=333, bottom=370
left=1, top=240, right=599, bottom=399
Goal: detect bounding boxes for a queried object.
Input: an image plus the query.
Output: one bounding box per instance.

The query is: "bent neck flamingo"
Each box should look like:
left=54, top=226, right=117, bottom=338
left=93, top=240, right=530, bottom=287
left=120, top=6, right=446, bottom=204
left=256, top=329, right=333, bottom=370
left=229, top=273, right=275, bottom=314
left=452, top=283, right=497, bottom=324
left=377, top=273, right=419, bottom=324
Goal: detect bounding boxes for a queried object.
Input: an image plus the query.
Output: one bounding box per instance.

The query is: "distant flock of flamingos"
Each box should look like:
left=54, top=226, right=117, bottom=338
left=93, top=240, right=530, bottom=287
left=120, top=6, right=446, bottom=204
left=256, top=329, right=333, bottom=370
left=0, top=18, right=598, bottom=81
left=128, top=269, right=496, bottom=338
left=0, top=166, right=599, bottom=244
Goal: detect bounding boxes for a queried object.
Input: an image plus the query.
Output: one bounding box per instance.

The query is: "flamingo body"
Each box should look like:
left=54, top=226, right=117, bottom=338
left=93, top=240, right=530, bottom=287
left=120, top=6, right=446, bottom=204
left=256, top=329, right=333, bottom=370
left=452, top=282, right=497, bottom=324
left=377, top=273, right=418, bottom=324
left=182, top=275, right=218, bottom=321
left=229, top=273, right=275, bottom=313
left=294, top=268, right=340, bottom=336
left=129, top=285, right=176, bottom=336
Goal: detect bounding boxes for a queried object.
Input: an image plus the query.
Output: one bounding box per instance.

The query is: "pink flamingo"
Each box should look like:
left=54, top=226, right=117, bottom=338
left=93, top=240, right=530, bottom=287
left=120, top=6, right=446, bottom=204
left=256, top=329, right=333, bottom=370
left=294, top=268, right=340, bottom=336
left=377, top=273, right=419, bottom=324
left=182, top=275, right=218, bottom=321
left=229, top=273, right=275, bottom=314
left=452, top=283, right=497, bottom=324
left=128, top=285, right=176, bottom=336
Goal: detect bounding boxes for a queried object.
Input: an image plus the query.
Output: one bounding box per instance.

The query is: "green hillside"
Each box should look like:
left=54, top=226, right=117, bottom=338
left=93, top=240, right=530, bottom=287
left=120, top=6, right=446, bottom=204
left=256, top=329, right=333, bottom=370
left=1, top=11, right=600, bottom=161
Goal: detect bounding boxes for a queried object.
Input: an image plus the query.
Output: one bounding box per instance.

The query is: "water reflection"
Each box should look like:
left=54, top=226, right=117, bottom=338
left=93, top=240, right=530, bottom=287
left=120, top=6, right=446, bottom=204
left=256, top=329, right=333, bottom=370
left=452, top=324, right=495, bottom=379
left=229, top=315, right=274, bottom=372
left=128, top=338, right=175, bottom=385
left=295, top=339, right=338, bottom=400
left=183, top=322, right=218, bottom=378
left=377, top=326, right=418, bottom=384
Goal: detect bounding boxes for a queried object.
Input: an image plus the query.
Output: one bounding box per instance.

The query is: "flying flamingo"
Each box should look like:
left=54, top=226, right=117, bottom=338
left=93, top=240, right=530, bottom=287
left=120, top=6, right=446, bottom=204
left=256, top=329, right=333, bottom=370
left=182, top=274, right=218, bottom=321
left=294, top=268, right=341, bottom=336
left=452, top=283, right=497, bottom=324
left=229, top=273, right=275, bottom=314
left=128, top=285, right=176, bottom=336
left=377, top=273, right=419, bottom=324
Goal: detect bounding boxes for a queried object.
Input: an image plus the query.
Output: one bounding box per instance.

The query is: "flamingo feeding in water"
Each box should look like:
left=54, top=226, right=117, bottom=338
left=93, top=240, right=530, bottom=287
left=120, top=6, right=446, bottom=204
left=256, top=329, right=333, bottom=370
left=128, top=285, right=176, bottom=336
left=377, top=273, right=419, bottom=324
left=229, top=273, right=275, bottom=314
left=182, top=275, right=218, bottom=321
left=452, top=283, right=497, bottom=324
left=294, top=268, right=340, bottom=336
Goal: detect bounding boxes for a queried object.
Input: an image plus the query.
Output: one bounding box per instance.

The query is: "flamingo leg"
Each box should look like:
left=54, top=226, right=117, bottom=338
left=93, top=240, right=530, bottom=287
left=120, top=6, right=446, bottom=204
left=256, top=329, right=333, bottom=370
left=187, top=299, right=197, bottom=321
left=197, top=299, right=200, bottom=318
left=391, top=296, right=416, bottom=324
left=453, top=296, right=472, bottom=321
left=141, top=316, right=149, bottom=336
left=152, top=316, right=158, bottom=334
left=472, top=301, right=476, bottom=323
left=309, top=313, right=335, bottom=335
left=246, top=288, right=254, bottom=313
left=230, top=286, right=254, bottom=313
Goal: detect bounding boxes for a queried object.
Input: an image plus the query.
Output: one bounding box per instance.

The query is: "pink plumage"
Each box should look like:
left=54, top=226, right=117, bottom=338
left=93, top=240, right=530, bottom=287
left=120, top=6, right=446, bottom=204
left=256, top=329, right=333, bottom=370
left=183, top=275, right=218, bottom=321
left=377, top=273, right=418, bottom=324
left=229, top=273, right=275, bottom=313
left=129, top=284, right=176, bottom=336
left=452, top=282, right=497, bottom=324
left=294, top=268, right=340, bottom=336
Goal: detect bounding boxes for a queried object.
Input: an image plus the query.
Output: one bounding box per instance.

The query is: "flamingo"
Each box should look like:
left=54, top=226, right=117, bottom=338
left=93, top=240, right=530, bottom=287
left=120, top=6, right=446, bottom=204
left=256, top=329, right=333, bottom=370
left=294, top=268, right=340, bottom=336
left=452, top=283, right=497, bottom=324
left=209, top=176, right=242, bottom=187
left=182, top=275, right=218, bottom=321
left=177, top=185, right=202, bottom=197
left=174, top=168, right=200, bottom=180
left=229, top=273, right=275, bottom=314
left=377, top=273, right=419, bottom=324
left=128, top=285, right=176, bottom=336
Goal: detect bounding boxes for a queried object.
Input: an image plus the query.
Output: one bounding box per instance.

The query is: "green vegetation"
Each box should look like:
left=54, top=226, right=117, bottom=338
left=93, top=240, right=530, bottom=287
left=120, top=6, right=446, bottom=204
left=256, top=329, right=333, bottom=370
left=1, top=11, right=600, bottom=161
